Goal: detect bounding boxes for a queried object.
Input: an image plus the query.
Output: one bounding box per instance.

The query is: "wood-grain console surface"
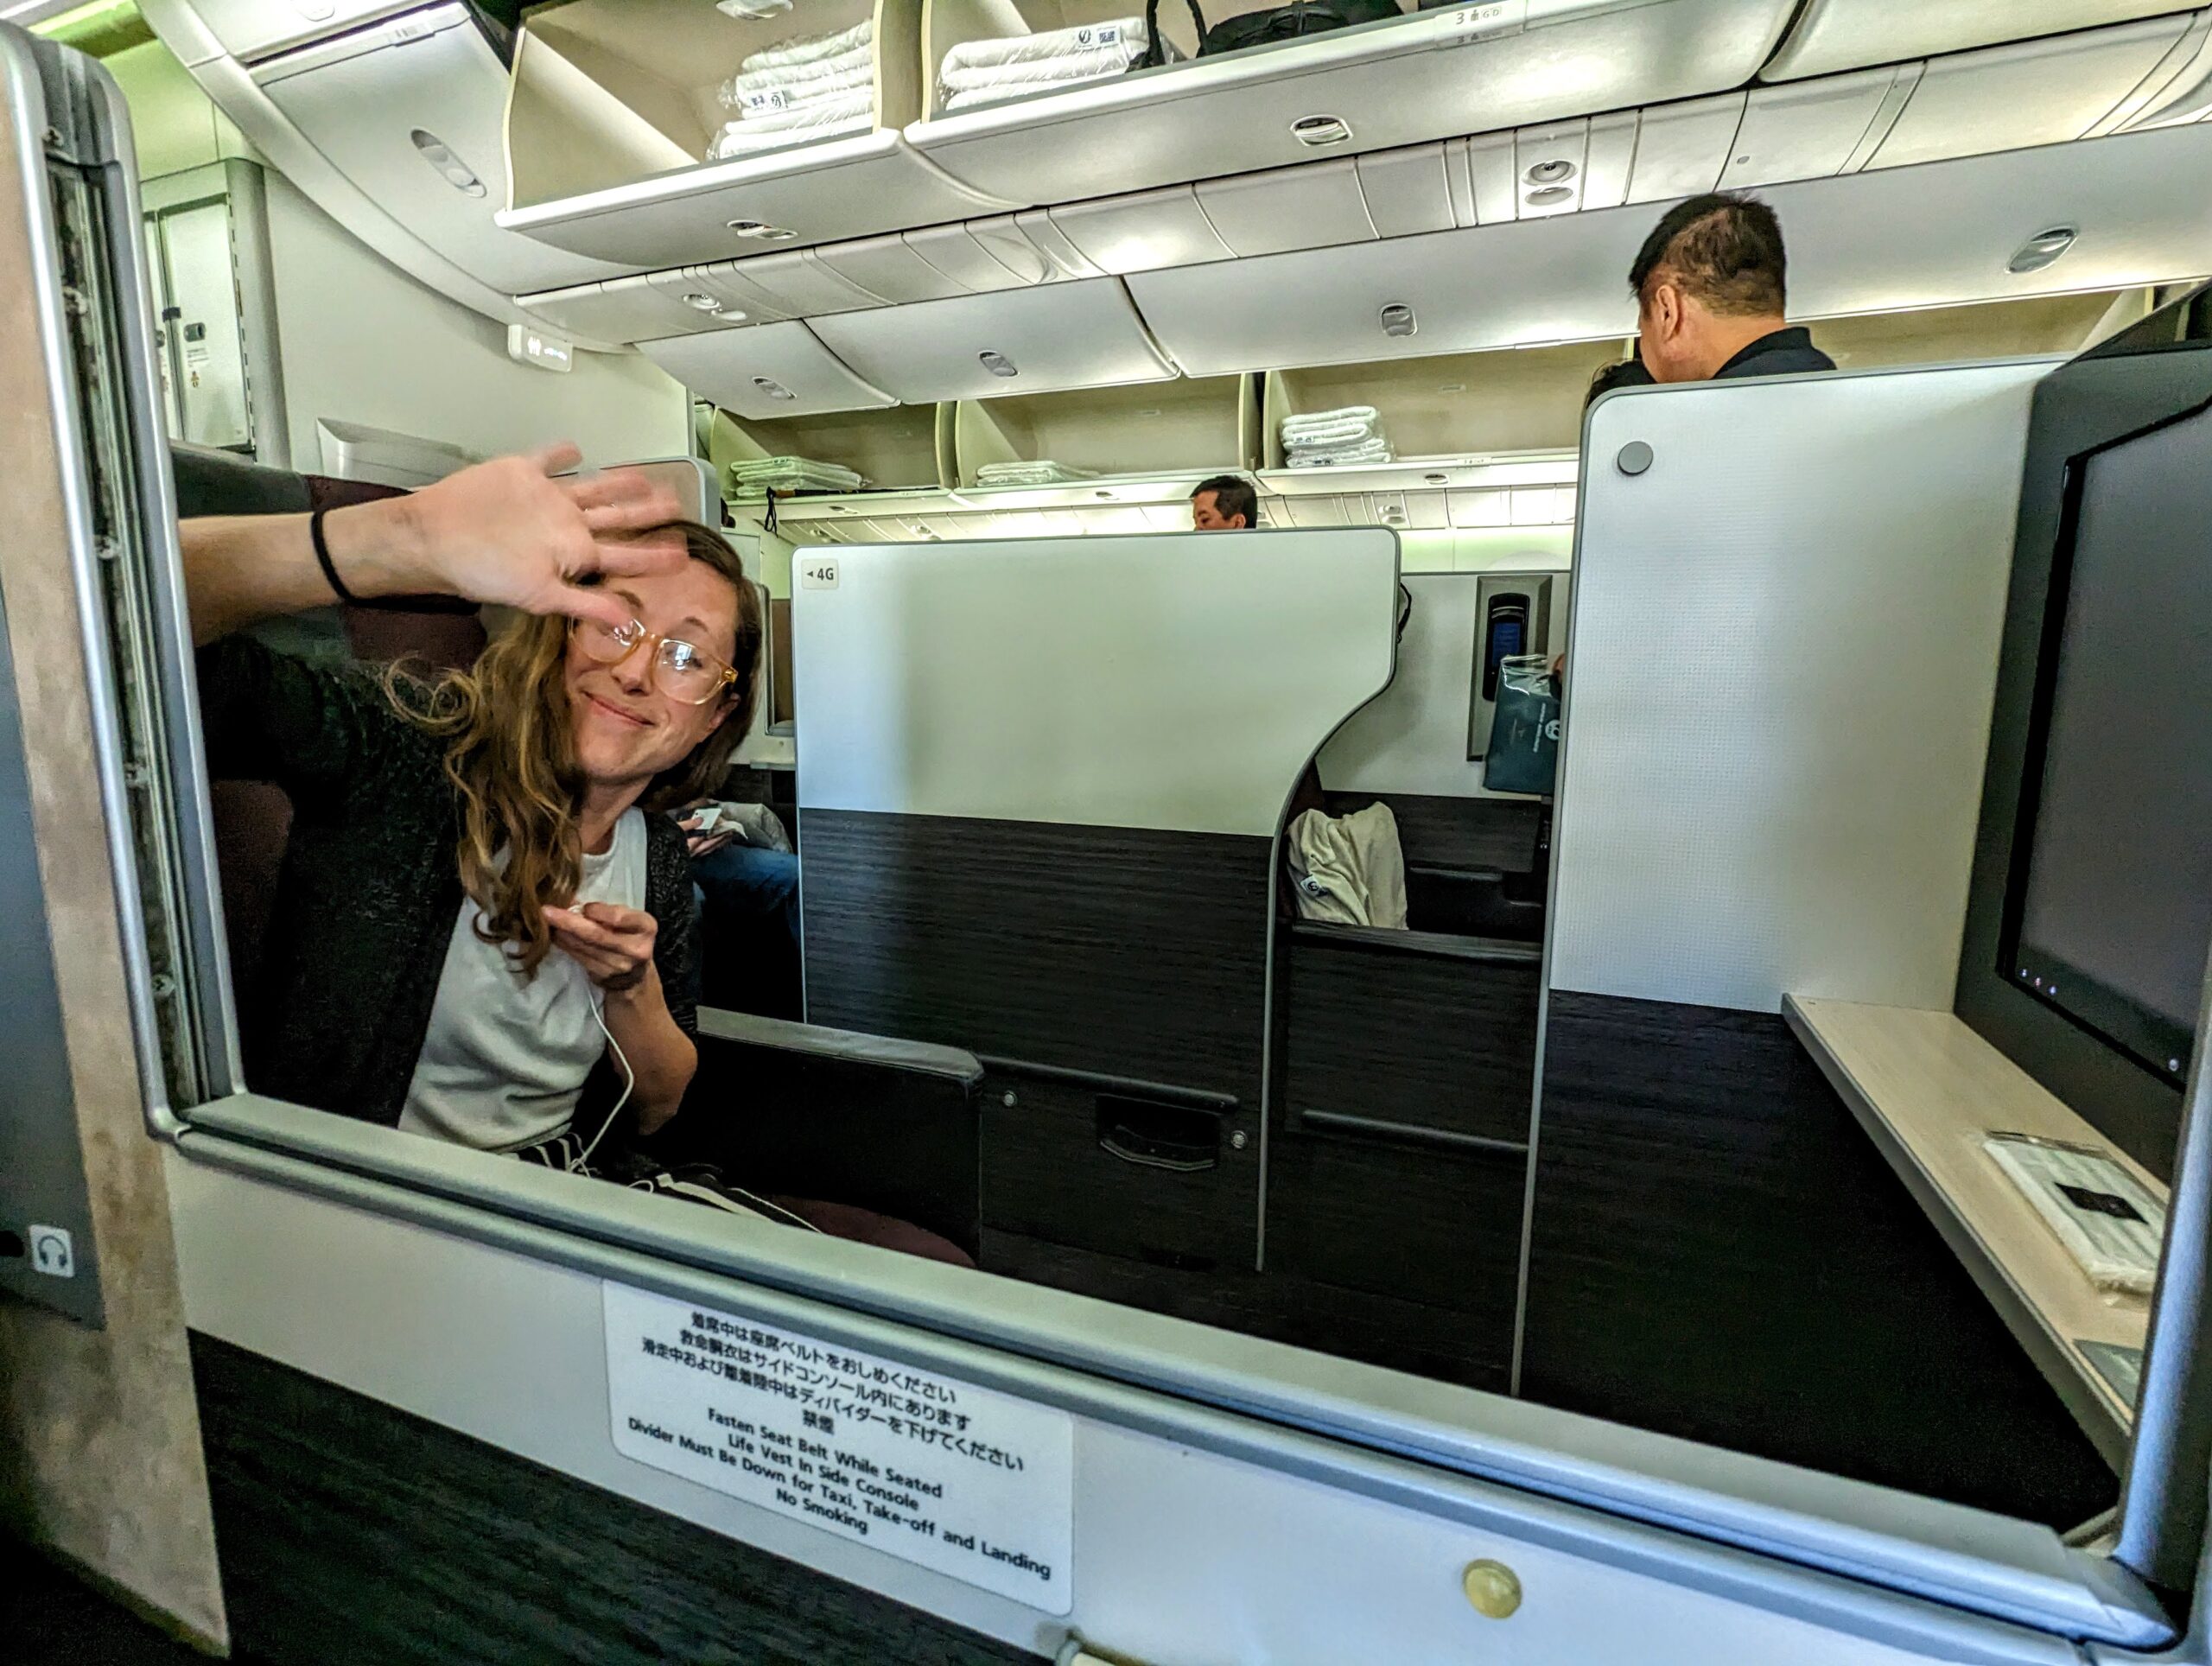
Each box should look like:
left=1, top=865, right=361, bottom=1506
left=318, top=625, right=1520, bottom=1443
left=1787, top=996, right=2164, bottom=1442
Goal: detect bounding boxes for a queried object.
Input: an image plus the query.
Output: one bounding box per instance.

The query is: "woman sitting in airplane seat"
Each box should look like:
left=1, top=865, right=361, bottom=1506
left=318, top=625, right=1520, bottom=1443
left=183, top=445, right=968, bottom=1266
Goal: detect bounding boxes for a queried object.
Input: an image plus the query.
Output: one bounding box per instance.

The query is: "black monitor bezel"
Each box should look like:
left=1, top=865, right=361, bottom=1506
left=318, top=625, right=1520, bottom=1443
left=1955, top=287, right=2212, bottom=1184
left=1993, top=400, right=2211, bottom=1091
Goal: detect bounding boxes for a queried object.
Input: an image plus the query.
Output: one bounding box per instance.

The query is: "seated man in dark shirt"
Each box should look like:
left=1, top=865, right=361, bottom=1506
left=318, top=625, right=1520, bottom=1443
left=1627, top=191, right=1836, bottom=384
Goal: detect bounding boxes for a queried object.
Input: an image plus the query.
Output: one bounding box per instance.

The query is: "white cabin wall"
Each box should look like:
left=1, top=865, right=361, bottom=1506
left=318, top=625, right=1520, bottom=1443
left=104, top=33, right=690, bottom=472
left=261, top=175, right=690, bottom=471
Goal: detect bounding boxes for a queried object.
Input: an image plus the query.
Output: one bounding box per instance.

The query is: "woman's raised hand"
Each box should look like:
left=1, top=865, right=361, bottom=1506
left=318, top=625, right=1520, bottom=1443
left=353, top=442, right=689, bottom=630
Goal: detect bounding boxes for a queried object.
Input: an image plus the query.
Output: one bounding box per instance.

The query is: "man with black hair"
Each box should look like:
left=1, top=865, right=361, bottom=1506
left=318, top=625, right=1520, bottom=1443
left=1190, top=474, right=1260, bottom=531
left=1628, top=192, right=1834, bottom=384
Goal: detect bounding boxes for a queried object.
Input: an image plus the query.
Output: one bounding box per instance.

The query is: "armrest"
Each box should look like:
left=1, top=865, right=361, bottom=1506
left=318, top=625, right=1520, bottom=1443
left=665, top=1007, right=983, bottom=1256
left=696, top=1008, right=982, bottom=1084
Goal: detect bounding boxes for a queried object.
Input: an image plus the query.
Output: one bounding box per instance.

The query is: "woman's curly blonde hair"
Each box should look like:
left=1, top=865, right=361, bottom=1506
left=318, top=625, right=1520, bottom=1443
left=389, top=519, right=760, bottom=974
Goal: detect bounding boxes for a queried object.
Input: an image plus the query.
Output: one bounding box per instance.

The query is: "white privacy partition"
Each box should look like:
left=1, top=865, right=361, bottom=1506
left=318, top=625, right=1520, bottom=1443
left=792, top=528, right=1401, bottom=835
left=1549, top=359, right=2053, bottom=1015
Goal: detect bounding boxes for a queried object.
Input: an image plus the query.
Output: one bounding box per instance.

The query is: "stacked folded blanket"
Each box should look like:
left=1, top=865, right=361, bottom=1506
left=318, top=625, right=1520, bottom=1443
left=1281, top=405, right=1393, bottom=468
left=939, top=18, right=1149, bottom=112
left=711, top=19, right=874, bottom=159
left=729, top=455, right=867, bottom=494
left=974, top=460, right=1100, bottom=486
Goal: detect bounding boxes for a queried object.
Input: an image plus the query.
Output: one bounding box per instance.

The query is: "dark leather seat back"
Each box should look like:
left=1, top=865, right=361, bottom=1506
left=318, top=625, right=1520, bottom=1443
left=172, top=446, right=486, bottom=996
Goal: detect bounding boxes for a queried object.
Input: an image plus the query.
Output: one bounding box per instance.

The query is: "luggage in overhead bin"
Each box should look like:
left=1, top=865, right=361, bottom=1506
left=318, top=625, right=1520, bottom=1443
left=1142, top=0, right=1402, bottom=63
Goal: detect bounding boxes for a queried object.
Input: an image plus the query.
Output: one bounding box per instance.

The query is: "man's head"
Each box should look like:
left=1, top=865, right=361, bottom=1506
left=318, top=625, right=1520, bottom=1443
left=1191, top=474, right=1259, bottom=531
left=1628, top=193, right=1789, bottom=384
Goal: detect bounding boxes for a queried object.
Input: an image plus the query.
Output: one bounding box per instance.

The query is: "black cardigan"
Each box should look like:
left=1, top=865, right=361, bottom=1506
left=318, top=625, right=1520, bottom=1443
left=197, top=636, right=700, bottom=1127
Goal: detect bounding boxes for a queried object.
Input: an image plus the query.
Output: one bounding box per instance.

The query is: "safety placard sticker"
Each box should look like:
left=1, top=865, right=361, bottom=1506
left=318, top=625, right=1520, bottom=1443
left=602, top=1281, right=1074, bottom=1612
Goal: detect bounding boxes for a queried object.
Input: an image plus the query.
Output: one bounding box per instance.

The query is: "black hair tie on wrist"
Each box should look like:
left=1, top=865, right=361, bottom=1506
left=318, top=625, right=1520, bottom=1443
left=309, top=504, right=478, bottom=615
left=309, top=506, right=359, bottom=605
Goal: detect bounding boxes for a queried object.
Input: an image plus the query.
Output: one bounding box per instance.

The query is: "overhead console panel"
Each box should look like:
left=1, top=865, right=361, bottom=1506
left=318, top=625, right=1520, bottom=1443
left=905, top=0, right=1797, bottom=208
left=1764, top=0, right=2193, bottom=82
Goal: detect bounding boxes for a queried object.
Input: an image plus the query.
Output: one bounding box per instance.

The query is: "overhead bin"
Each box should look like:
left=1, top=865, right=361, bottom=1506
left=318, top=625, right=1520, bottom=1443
left=1764, top=0, right=2191, bottom=82
left=906, top=0, right=1797, bottom=209
left=496, top=0, right=1007, bottom=270
left=1864, top=15, right=2203, bottom=170
left=171, top=0, right=427, bottom=64
left=950, top=375, right=1255, bottom=485
left=1263, top=347, right=1618, bottom=472
left=1775, top=124, right=2212, bottom=318
left=640, top=324, right=899, bottom=420
left=1136, top=122, right=2212, bottom=378
left=702, top=402, right=940, bottom=488
left=808, top=277, right=1177, bottom=402
left=247, top=5, right=633, bottom=296
left=1129, top=202, right=1650, bottom=376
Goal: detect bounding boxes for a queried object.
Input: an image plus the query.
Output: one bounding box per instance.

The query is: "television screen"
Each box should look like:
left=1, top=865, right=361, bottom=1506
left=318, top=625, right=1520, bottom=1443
left=2007, top=401, right=2212, bottom=1082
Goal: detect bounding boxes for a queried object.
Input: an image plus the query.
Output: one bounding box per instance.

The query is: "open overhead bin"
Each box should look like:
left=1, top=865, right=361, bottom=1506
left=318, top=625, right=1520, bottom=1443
left=808, top=277, right=1178, bottom=402
left=1763, top=0, right=2193, bottom=82
left=950, top=374, right=1256, bottom=485
left=495, top=0, right=1009, bottom=270
left=906, top=0, right=1796, bottom=208
left=702, top=401, right=942, bottom=490
left=246, top=5, right=633, bottom=296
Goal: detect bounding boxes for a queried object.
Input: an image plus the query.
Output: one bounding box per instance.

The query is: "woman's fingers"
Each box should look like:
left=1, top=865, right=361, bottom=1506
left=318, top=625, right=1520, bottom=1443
left=586, top=526, right=690, bottom=580
left=563, top=467, right=684, bottom=534
left=548, top=905, right=653, bottom=957
left=529, top=441, right=586, bottom=480
left=551, top=582, right=636, bottom=633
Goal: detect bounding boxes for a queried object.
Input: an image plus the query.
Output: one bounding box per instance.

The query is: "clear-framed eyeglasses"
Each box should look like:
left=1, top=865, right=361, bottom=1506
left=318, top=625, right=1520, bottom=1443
left=572, top=617, right=737, bottom=706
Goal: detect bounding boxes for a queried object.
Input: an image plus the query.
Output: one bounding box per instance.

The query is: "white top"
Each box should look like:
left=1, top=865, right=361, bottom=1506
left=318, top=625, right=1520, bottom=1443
left=399, top=810, right=646, bottom=1153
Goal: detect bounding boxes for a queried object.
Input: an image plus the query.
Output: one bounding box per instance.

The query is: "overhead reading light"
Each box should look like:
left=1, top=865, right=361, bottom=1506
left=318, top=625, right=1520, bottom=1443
left=410, top=130, right=486, bottom=198
left=1524, top=159, right=1575, bottom=185
left=2007, top=226, right=2078, bottom=274
left=728, top=219, right=800, bottom=242
left=1380, top=303, right=1417, bottom=339
left=682, top=292, right=726, bottom=313
left=978, top=349, right=1019, bottom=378
left=751, top=376, right=798, bottom=402
left=1291, top=114, right=1352, bottom=148
left=1523, top=185, right=1574, bottom=207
